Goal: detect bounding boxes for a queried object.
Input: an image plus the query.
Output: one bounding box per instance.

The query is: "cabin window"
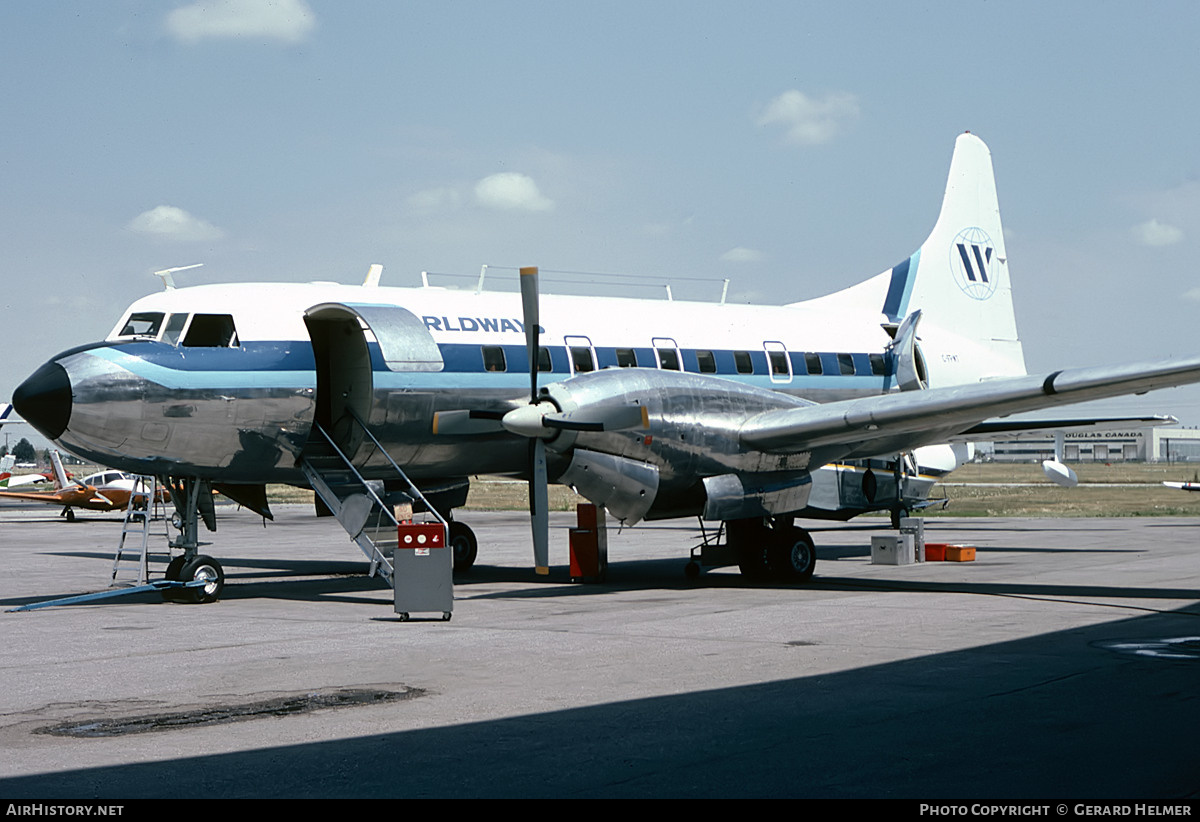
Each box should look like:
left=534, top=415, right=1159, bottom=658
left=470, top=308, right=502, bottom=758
left=804, top=353, right=823, bottom=375
left=837, top=353, right=856, bottom=375
left=869, top=353, right=887, bottom=376
left=734, top=351, right=754, bottom=374
left=182, top=314, right=239, bottom=348
left=656, top=348, right=680, bottom=371
left=696, top=350, right=716, bottom=373
left=768, top=350, right=789, bottom=376
left=616, top=348, right=638, bottom=367
left=161, top=313, right=188, bottom=346
left=119, top=312, right=164, bottom=339
left=482, top=346, right=507, bottom=372
left=570, top=346, right=595, bottom=373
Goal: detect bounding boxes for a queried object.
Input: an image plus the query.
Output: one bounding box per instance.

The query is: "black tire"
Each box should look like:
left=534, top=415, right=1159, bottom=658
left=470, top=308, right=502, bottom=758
left=768, top=526, right=816, bottom=582
left=684, top=561, right=701, bottom=580
left=162, top=555, right=188, bottom=602
left=862, top=469, right=878, bottom=503
left=176, top=555, right=224, bottom=604
left=448, top=521, right=478, bottom=572
left=890, top=506, right=910, bottom=529
left=727, top=518, right=771, bottom=579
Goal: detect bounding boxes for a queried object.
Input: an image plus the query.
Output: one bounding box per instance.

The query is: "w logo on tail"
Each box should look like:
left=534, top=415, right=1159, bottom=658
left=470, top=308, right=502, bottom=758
left=949, top=228, right=998, bottom=300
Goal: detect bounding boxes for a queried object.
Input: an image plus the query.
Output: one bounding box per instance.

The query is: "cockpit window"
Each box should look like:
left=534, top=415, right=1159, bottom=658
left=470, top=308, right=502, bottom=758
left=161, top=313, right=188, bottom=346
left=118, top=312, right=165, bottom=338
left=182, top=314, right=239, bottom=347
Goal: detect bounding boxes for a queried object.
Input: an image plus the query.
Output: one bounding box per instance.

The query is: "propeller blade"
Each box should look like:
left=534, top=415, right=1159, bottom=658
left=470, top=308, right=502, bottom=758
left=431, top=409, right=507, bottom=436
left=543, top=404, right=649, bottom=433
left=520, top=266, right=540, bottom=403
left=529, top=438, right=549, bottom=575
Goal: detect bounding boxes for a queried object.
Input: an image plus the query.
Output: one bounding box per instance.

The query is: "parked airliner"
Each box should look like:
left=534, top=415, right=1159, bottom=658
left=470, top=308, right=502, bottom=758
left=14, top=133, right=1200, bottom=602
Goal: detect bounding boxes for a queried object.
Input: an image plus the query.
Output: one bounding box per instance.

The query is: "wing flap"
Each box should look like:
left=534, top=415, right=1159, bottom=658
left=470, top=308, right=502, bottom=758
left=956, top=414, right=1177, bottom=441
left=740, top=357, right=1200, bottom=454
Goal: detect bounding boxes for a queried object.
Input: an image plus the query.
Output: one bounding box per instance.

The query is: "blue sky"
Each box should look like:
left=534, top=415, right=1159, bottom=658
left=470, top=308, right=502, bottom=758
left=3, top=1, right=1200, bottom=447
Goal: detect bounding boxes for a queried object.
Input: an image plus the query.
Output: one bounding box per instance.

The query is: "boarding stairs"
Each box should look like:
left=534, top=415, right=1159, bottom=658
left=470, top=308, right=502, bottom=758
left=299, top=410, right=446, bottom=588
left=111, top=475, right=168, bottom=587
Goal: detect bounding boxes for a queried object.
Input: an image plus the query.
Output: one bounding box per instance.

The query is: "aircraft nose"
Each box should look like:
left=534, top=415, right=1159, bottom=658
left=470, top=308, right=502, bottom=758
left=13, top=360, right=72, bottom=441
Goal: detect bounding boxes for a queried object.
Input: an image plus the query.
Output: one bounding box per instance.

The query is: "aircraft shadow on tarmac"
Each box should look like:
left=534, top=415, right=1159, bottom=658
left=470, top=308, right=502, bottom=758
left=1, top=603, right=1198, bottom=798
left=6, top=546, right=1199, bottom=609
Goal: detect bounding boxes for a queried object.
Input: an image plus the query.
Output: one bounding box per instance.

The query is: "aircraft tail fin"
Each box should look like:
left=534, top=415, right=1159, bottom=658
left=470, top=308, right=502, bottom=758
left=49, top=450, right=70, bottom=491
left=879, top=132, right=1027, bottom=387
left=0, top=403, right=12, bottom=425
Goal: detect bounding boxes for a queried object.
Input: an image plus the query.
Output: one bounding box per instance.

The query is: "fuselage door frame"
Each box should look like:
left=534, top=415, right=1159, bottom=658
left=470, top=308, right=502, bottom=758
left=303, top=302, right=444, bottom=459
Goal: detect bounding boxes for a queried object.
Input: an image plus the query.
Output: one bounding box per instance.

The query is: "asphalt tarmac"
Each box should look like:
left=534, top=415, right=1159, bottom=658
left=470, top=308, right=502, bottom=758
left=1, top=505, right=1197, bottom=799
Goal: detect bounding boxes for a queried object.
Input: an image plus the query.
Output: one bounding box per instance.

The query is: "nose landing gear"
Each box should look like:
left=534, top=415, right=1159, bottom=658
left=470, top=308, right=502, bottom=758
left=161, top=477, right=224, bottom=604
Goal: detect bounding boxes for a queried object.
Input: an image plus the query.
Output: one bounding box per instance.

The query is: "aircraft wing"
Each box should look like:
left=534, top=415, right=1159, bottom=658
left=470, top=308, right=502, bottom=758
left=739, top=356, right=1200, bottom=455
left=953, top=414, right=1177, bottom=441
left=0, top=489, right=69, bottom=504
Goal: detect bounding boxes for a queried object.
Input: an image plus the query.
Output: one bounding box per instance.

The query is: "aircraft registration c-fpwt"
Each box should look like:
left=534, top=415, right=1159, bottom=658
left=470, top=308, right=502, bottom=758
left=13, top=132, right=1200, bottom=602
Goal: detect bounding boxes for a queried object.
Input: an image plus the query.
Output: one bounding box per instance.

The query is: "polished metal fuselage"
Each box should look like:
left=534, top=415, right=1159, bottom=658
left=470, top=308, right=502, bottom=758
left=37, top=335, right=886, bottom=521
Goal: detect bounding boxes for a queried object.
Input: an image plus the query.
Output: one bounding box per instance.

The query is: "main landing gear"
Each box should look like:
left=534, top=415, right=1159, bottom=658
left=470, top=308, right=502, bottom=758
left=722, top=516, right=817, bottom=582
left=448, top=519, right=478, bottom=573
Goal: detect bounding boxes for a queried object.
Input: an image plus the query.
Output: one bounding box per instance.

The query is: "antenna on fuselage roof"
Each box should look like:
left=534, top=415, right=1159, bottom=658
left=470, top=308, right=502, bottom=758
left=419, top=265, right=733, bottom=303
left=154, top=263, right=204, bottom=291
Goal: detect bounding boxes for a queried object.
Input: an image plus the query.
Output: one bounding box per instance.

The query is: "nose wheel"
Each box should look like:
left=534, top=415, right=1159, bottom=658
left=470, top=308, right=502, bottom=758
left=163, top=554, right=225, bottom=604
left=162, top=476, right=224, bottom=604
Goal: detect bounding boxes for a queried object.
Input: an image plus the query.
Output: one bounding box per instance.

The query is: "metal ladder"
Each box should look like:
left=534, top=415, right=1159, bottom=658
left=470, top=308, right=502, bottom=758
left=111, top=476, right=167, bottom=587
left=299, top=410, right=446, bottom=588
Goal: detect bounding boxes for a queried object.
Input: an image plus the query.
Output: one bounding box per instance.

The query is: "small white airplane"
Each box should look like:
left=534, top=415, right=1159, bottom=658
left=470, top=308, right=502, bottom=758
left=13, top=132, right=1200, bottom=602
left=1163, top=480, right=1200, bottom=492
left=0, top=453, right=53, bottom=489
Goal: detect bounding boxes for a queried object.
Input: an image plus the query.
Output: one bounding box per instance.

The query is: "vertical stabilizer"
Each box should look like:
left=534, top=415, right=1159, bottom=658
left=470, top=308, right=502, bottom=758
left=883, top=133, right=1027, bottom=386
left=50, top=450, right=71, bottom=491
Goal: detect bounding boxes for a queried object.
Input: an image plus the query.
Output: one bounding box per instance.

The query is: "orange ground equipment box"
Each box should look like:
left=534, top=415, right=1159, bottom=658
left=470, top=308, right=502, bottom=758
left=923, top=543, right=976, bottom=562
left=945, top=545, right=976, bottom=562
left=924, top=543, right=949, bottom=561
left=569, top=503, right=608, bottom=582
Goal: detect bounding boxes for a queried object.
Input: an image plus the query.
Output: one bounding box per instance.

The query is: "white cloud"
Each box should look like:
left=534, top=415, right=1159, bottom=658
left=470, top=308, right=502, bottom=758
left=473, top=173, right=554, bottom=212
left=127, top=206, right=225, bottom=242
left=166, top=0, right=316, bottom=44
left=757, top=89, right=860, bottom=146
left=406, top=186, right=463, bottom=213
left=1133, top=218, right=1184, bottom=247
left=1184, top=287, right=1200, bottom=302
left=720, top=247, right=765, bottom=263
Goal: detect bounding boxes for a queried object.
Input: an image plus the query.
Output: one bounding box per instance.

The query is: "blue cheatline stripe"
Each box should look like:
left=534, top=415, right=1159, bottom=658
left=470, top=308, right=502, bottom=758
left=79, top=339, right=891, bottom=394
left=882, top=249, right=920, bottom=322
left=82, top=347, right=315, bottom=390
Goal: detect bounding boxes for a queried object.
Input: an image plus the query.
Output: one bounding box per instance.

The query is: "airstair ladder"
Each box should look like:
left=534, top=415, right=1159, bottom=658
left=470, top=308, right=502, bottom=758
left=111, top=476, right=167, bottom=587
left=299, top=410, right=446, bottom=588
